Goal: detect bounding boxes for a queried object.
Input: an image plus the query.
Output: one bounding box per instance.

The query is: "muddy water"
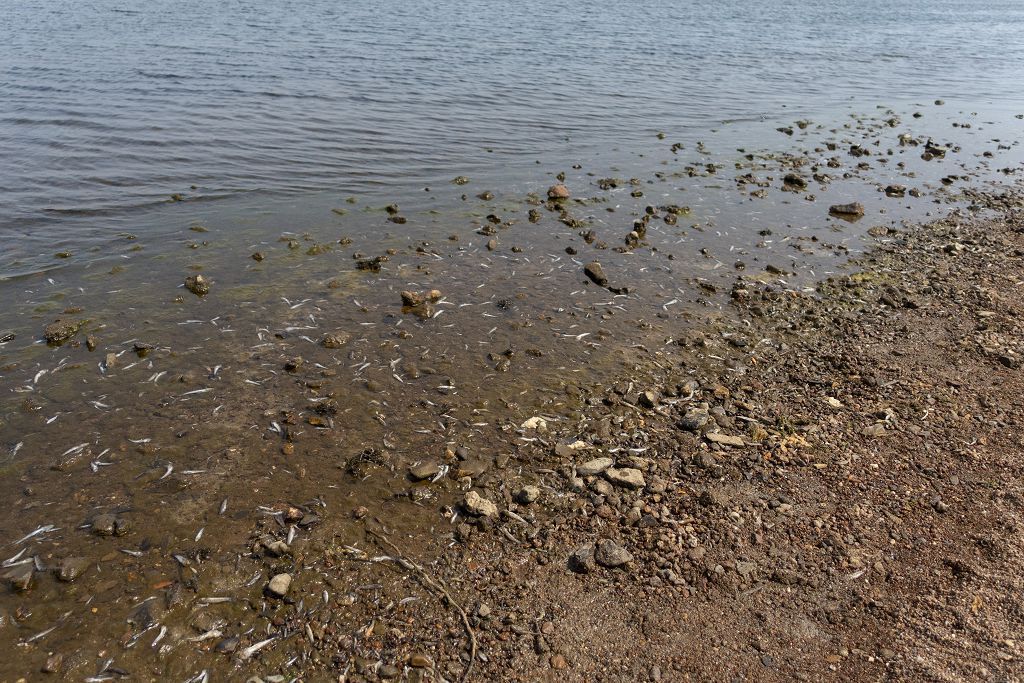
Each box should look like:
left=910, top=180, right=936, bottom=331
left=0, top=104, right=1022, bottom=679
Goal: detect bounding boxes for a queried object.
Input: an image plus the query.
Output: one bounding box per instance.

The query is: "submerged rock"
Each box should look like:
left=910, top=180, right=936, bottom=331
left=547, top=184, right=570, bottom=200
left=267, top=573, right=292, bottom=597
left=43, top=319, right=82, bottom=345
left=55, top=557, right=90, bottom=582
left=184, top=274, right=210, bottom=296
left=321, top=332, right=351, bottom=349
left=828, top=202, right=865, bottom=217
left=584, top=261, right=608, bottom=287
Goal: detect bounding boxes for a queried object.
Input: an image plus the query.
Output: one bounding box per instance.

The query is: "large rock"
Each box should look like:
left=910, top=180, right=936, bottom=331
left=55, top=557, right=90, bottom=582
left=184, top=274, right=210, bottom=296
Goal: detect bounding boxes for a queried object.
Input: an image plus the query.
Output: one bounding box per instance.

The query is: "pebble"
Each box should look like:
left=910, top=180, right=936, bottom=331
left=584, top=261, right=608, bottom=287
left=267, top=573, right=292, bottom=598
left=515, top=485, right=541, bottom=504
left=55, top=557, right=90, bottom=582
left=605, top=467, right=646, bottom=489
left=184, top=274, right=210, bottom=296
left=705, top=433, right=745, bottom=447
left=594, top=539, right=633, bottom=568
left=408, top=461, right=440, bottom=481
left=828, top=202, right=865, bottom=217
left=568, top=545, right=596, bottom=574
left=463, top=490, right=498, bottom=518
left=547, top=184, right=570, bottom=199
left=577, top=457, right=614, bottom=476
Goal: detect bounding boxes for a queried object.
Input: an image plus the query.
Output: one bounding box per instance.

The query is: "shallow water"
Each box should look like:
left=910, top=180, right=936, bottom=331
left=3, top=0, right=1024, bottom=274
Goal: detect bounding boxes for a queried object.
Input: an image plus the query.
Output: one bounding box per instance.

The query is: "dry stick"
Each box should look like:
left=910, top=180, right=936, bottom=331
left=365, top=532, right=479, bottom=682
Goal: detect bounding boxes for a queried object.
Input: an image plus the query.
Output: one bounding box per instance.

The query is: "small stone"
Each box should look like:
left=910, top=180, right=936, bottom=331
left=515, top=485, right=541, bottom=504
left=409, top=654, right=433, bottom=668
left=638, top=391, right=658, bottom=409
left=576, top=457, right=614, bottom=476
left=267, top=573, right=292, bottom=597
left=321, top=332, right=351, bottom=349
left=3, top=564, right=33, bottom=591
left=216, top=637, right=240, bottom=654
left=568, top=545, right=596, bottom=574
left=605, top=467, right=645, bottom=490
left=262, top=540, right=291, bottom=557
left=42, top=653, right=63, bottom=674
left=104, top=352, right=117, bottom=368
left=550, top=654, right=568, bottom=670
left=863, top=423, right=888, bottom=438
left=43, top=320, right=82, bottom=345
left=92, top=513, right=130, bottom=536
left=520, top=416, right=547, bottom=431
left=547, top=184, right=570, bottom=200
left=379, top=664, right=401, bottom=679
left=828, top=202, right=865, bottom=217
left=678, top=408, right=710, bottom=432
left=408, top=461, right=440, bottom=481
left=55, top=557, right=89, bottom=582
left=184, top=274, right=210, bottom=296
left=584, top=261, right=608, bottom=287
left=594, top=539, right=633, bottom=568
left=705, top=433, right=745, bottom=447
left=463, top=490, right=498, bottom=518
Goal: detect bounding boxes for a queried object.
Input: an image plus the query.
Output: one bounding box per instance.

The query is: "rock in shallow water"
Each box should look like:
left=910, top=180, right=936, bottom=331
left=267, top=573, right=292, bottom=597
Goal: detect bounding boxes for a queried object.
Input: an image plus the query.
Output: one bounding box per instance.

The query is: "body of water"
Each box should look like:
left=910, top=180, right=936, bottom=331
left=2, top=0, right=1024, bottom=275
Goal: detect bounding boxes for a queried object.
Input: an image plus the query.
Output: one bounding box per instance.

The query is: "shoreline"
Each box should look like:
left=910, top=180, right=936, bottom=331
left=0, top=107, right=1022, bottom=681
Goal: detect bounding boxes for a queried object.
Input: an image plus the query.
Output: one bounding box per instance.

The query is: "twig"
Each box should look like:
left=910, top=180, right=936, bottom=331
left=353, top=532, right=478, bottom=682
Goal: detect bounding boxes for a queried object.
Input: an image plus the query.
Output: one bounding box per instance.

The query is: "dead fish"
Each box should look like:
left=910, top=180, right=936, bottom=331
left=159, top=464, right=173, bottom=480
left=238, top=636, right=276, bottom=660
left=194, top=527, right=204, bottom=542
left=188, top=630, right=222, bottom=643
left=180, top=388, right=212, bottom=396
left=14, top=524, right=59, bottom=545
left=151, top=625, right=168, bottom=648
left=10, top=442, right=22, bottom=457
left=218, top=498, right=228, bottom=515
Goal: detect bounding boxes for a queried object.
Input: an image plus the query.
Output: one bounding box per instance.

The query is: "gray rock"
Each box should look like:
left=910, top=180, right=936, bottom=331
left=262, top=540, right=291, bottom=557
left=408, top=461, right=440, bottom=481
left=828, top=202, right=865, bottom=217
left=92, top=513, right=130, bottom=536
left=595, top=539, right=633, bottom=568
left=577, top=457, right=614, bottom=476
left=638, top=390, right=658, bottom=409
left=568, top=545, right=596, bottom=574
left=705, top=432, right=745, bottom=447
left=678, top=408, right=710, bottom=432
left=605, top=467, right=646, bottom=490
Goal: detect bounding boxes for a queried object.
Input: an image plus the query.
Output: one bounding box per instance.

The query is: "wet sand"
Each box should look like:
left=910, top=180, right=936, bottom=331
left=1, top=104, right=1023, bottom=681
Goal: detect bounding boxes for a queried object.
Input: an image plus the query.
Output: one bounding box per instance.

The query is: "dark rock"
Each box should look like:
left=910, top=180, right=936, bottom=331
left=829, top=203, right=865, bottom=217
left=568, top=545, right=596, bottom=574
left=584, top=261, right=608, bottom=287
